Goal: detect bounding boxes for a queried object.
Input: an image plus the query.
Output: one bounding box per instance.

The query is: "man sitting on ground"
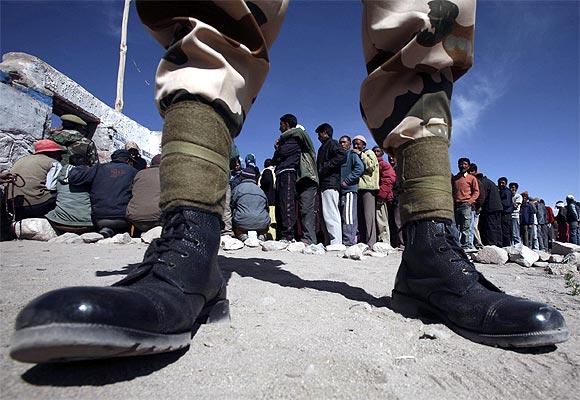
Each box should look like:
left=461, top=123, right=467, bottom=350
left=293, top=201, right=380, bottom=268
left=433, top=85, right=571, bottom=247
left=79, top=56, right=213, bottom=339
left=231, top=167, right=271, bottom=241
left=126, top=154, right=162, bottom=233
left=69, top=149, right=137, bottom=237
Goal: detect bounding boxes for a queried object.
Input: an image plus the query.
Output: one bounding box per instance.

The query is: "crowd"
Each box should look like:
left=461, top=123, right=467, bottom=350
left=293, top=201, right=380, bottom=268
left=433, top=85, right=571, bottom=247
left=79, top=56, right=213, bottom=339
left=1, top=112, right=579, bottom=250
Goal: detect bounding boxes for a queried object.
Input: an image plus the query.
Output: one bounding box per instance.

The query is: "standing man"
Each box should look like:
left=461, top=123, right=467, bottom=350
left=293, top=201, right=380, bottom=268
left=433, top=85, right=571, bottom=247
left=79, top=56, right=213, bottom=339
left=339, top=135, right=364, bottom=246
left=535, top=198, right=548, bottom=251
left=497, top=177, right=513, bottom=247
left=509, top=182, right=523, bottom=245
left=11, top=1, right=569, bottom=364
left=353, top=135, right=379, bottom=247
left=566, top=195, right=579, bottom=245
left=452, top=157, right=479, bottom=249
left=373, top=146, right=396, bottom=244
left=470, top=164, right=502, bottom=247
left=316, top=123, right=346, bottom=249
left=259, top=158, right=276, bottom=240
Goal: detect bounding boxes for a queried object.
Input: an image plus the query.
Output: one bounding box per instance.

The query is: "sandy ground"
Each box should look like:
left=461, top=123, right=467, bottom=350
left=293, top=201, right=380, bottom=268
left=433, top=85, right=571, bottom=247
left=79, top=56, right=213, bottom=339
left=0, top=240, right=578, bottom=400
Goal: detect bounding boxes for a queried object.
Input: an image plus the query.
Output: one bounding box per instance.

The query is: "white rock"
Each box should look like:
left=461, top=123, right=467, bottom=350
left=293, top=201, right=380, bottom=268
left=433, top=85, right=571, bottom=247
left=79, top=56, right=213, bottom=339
left=372, top=242, right=393, bottom=254
left=49, top=232, right=83, bottom=244
left=344, top=245, right=365, bottom=260
left=98, top=237, right=115, bottom=244
left=548, top=254, right=564, bottom=263
left=131, top=238, right=142, bottom=244
left=355, top=243, right=369, bottom=252
left=551, top=241, right=580, bottom=256
left=536, top=251, right=551, bottom=262
left=507, top=244, right=540, bottom=267
left=111, top=233, right=132, bottom=244
left=223, top=238, right=244, bottom=250
left=13, top=218, right=58, bottom=241
left=141, top=226, right=162, bottom=244
left=261, top=240, right=288, bottom=251
left=303, top=243, right=326, bottom=255
left=563, top=252, right=580, bottom=268
left=474, top=246, right=509, bottom=265
left=244, top=237, right=261, bottom=248
left=81, top=232, right=103, bottom=243
left=544, top=263, right=578, bottom=276
left=368, top=251, right=387, bottom=258
left=326, top=244, right=347, bottom=252
left=287, top=242, right=306, bottom=252
left=533, top=261, right=549, bottom=268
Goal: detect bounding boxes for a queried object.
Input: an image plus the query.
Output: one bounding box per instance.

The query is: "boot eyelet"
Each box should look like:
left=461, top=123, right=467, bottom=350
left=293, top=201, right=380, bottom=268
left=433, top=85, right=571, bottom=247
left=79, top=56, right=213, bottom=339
left=180, top=252, right=189, bottom=258
left=169, top=262, right=176, bottom=267
left=192, top=239, right=199, bottom=246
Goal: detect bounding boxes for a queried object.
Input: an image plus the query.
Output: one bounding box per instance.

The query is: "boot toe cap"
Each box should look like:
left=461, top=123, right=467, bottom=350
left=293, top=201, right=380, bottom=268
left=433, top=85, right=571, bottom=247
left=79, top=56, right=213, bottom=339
left=15, top=286, right=159, bottom=332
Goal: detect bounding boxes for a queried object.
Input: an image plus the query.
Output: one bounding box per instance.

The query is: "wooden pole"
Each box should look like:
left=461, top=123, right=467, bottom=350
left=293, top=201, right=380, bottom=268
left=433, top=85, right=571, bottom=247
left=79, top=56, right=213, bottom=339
left=115, top=0, right=131, bottom=112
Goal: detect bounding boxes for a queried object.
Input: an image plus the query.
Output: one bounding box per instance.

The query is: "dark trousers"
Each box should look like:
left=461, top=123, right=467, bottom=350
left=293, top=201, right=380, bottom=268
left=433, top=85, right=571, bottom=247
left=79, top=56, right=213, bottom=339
left=275, top=170, right=297, bottom=241
left=500, top=213, right=511, bottom=247
left=10, top=195, right=57, bottom=221
left=479, top=211, right=502, bottom=247
left=387, top=198, right=403, bottom=247
left=297, top=179, right=317, bottom=245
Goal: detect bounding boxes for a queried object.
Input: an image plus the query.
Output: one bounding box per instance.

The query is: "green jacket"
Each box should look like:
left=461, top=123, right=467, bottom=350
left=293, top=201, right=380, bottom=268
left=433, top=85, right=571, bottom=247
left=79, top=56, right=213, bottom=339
left=280, top=127, right=319, bottom=185
left=358, top=149, right=379, bottom=190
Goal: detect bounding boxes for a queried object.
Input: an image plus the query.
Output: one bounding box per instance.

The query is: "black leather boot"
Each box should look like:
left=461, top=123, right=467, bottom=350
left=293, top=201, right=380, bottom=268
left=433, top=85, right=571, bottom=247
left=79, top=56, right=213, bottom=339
left=391, top=219, right=569, bottom=348
left=10, top=208, right=229, bottom=363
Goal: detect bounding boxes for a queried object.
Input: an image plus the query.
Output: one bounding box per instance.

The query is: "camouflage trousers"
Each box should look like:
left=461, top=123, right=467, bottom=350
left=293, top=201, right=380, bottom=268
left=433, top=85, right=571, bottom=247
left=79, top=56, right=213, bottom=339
left=136, top=0, right=475, bottom=154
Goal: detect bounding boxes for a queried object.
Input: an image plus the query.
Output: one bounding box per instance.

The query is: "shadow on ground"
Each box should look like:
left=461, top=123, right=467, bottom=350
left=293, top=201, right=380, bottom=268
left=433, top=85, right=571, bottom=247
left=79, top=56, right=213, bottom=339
left=218, top=255, right=390, bottom=308
left=21, top=348, right=188, bottom=386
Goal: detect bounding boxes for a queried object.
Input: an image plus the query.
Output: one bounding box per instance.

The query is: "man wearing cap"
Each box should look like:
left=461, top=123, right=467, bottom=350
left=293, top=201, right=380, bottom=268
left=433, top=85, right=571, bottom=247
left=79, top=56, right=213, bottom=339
left=11, top=0, right=569, bottom=365
left=352, top=134, right=379, bottom=247
left=69, top=149, right=137, bottom=237
left=125, top=141, right=148, bottom=171
left=6, top=139, right=64, bottom=220
left=49, top=114, right=98, bottom=166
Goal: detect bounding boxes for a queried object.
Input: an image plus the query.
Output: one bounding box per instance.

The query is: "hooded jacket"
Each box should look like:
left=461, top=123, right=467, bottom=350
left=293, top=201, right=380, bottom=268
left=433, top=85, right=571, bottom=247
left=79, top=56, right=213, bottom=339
left=276, top=127, right=319, bottom=185
left=357, top=149, right=379, bottom=191
left=231, top=178, right=271, bottom=231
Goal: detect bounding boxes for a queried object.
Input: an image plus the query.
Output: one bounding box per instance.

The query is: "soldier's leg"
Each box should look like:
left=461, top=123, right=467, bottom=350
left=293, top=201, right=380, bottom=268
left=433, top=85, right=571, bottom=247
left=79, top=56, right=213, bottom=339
left=10, top=0, right=289, bottom=363
left=361, top=0, right=568, bottom=347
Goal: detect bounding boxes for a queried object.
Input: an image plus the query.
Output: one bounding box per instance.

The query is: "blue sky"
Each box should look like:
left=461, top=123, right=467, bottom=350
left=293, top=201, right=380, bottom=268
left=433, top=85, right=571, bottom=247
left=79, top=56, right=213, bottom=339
left=1, top=1, right=578, bottom=207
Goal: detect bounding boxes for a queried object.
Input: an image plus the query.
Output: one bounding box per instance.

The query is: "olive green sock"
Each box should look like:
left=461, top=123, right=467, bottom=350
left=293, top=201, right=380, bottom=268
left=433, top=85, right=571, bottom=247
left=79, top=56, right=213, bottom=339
left=395, top=136, right=454, bottom=225
left=160, top=101, right=232, bottom=215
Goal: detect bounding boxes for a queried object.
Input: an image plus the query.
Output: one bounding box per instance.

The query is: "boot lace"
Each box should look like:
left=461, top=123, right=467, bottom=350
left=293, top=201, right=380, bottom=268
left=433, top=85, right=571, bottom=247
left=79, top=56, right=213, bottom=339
left=434, top=223, right=475, bottom=272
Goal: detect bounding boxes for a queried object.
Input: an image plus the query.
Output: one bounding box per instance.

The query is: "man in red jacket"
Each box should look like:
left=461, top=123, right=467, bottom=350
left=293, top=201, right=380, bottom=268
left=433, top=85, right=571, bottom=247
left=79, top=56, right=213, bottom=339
left=373, top=147, right=396, bottom=244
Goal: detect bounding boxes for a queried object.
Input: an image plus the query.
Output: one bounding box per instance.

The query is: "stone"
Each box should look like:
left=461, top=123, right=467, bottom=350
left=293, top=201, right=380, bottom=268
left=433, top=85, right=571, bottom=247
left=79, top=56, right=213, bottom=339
left=287, top=242, right=306, bottom=253
left=141, top=226, right=162, bottom=244
left=244, top=238, right=261, bottom=248
left=533, top=261, right=549, bottom=268
left=303, top=243, right=326, bottom=255
left=420, top=324, right=452, bottom=340
left=13, top=218, right=57, bottom=241
left=131, top=238, right=142, bottom=244
left=474, top=246, right=509, bottom=265
left=551, top=241, right=580, bottom=256
left=355, top=243, right=369, bottom=253
left=507, top=244, right=540, bottom=267
left=223, top=238, right=244, bottom=251
left=368, top=251, right=387, bottom=258
left=344, top=245, right=365, bottom=260
left=326, top=244, right=346, bottom=252
left=536, top=251, right=551, bottom=262
left=261, top=240, right=288, bottom=252
left=372, top=242, right=393, bottom=254
left=111, top=233, right=132, bottom=244
left=48, top=232, right=83, bottom=244
left=80, top=232, right=103, bottom=243
left=548, top=254, right=564, bottom=263
left=563, top=252, right=580, bottom=268
left=544, top=263, right=578, bottom=276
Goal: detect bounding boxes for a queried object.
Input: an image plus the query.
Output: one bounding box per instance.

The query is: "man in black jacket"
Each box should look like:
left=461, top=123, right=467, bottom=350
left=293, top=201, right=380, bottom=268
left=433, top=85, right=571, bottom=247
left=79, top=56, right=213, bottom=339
left=497, top=177, right=513, bottom=247
left=69, top=149, right=137, bottom=237
left=316, top=123, right=346, bottom=249
left=471, top=165, right=503, bottom=246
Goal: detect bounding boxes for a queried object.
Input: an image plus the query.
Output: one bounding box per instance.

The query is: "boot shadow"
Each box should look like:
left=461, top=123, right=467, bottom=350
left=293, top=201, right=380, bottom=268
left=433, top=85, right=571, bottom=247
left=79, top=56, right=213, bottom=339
left=218, top=255, right=390, bottom=308
left=21, top=348, right=188, bottom=386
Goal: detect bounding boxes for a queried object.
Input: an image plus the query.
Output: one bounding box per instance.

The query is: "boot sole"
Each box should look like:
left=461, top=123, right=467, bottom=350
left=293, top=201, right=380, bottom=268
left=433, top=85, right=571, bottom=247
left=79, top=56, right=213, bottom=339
left=10, top=299, right=230, bottom=363
left=391, top=291, right=570, bottom=348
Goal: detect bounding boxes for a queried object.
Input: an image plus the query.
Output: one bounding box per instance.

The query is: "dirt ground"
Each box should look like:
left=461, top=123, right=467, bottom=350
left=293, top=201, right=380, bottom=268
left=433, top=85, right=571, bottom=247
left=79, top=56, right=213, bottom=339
left=1, top=240, right=578, bottom=400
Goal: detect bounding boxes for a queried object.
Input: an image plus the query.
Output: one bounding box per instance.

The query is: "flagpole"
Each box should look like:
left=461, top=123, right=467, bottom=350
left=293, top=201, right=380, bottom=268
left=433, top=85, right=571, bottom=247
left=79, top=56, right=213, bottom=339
left=115, top=0, right=131, bottom=112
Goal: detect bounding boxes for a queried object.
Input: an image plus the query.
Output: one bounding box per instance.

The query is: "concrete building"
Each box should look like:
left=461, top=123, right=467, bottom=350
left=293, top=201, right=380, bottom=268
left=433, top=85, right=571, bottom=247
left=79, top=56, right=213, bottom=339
left=0, top=52, right=161, bottom=171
